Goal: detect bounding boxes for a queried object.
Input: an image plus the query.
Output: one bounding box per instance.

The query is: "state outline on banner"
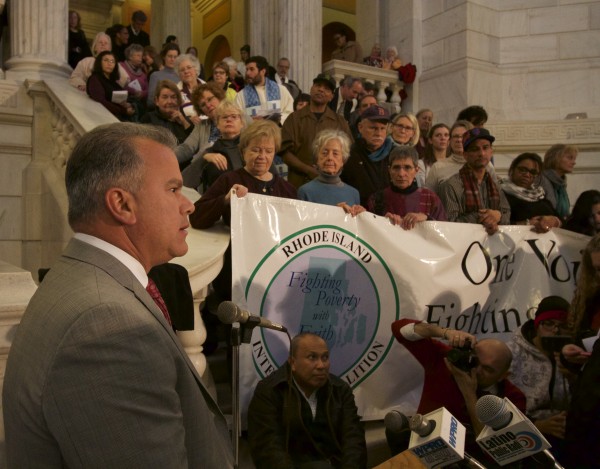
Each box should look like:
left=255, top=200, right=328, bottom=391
left=245, top=224, right=400, bottom=388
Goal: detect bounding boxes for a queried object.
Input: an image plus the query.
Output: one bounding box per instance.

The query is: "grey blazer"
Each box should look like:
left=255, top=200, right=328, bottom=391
left=3, top=239, right=233, bottom=468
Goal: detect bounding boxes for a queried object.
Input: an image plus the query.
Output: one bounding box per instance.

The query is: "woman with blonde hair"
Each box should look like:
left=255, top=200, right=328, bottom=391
left=541, top=144, right=578, bottom=220
left=197, top=101, right=246, bottom=191
left=389, top=113, right=419, bottom=146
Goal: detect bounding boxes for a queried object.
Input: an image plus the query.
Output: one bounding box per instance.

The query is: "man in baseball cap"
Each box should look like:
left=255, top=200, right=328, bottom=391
left=462, top=127, right=495, bottom=152
left=439, top=127, right=510, bottom=234
left=312, top=73, right=336, bottom=92
left=341, top=105, right=394, bottom=204
left=281, top=73, right=352, bottom=188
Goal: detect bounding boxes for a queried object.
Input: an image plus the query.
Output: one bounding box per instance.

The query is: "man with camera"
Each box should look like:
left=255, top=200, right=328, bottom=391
left=389, top=319, right=526, bottom=458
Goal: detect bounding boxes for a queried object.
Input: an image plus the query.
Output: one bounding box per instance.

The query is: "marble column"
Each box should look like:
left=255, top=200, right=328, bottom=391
left=279, top=0, right=322, bottom=92
left=151, top=0, right=192, bottom=52
left=4, top=0, right=72, bottom=80
left=248, top=0, right=322, bottom=92
left=247, top=0, right=279, bottom=64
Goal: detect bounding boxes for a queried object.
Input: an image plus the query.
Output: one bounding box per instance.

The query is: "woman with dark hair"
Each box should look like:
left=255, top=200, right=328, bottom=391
left=564, top=190, right=600, bottom=236
left=417, top=123, right=449, bottom=187
left=508, top=296, right=571, bottom=462
left=69, top=32, right=127, bottom=92
left=540, top=144, right=578, bottom=221
left=68, top=10, right=92, bottom=68
left=142, top=45, right=162, bottom=77
left=87, top=51, right=134, bottom=121
left=211, top=61, right=237, bottom=102
left=500, top=152, right=561, bottom=233
left=140, top=80, right=193, bottom=145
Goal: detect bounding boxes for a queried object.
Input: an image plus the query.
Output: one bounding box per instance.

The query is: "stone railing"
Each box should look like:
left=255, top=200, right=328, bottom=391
left=322, top=59, right=405, bottom=112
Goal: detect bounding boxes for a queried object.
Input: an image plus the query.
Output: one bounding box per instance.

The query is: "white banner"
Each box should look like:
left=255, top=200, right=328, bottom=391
left=230, top=193, right=589, bottom=421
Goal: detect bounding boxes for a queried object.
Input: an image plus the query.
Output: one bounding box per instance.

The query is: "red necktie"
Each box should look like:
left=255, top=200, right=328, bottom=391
left=146, top=278, right=172, bottom=326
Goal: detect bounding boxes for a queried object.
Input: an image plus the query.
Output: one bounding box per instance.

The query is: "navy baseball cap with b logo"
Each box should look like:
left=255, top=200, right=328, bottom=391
left=462, top=127, right=495, bottom=151
left=361, top=105, right=390, bottom=123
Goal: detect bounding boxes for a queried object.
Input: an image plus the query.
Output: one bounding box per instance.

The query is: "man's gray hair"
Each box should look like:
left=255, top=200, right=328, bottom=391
left=312, top=129, right=352, bottom=164
left=66, top=123, right=176, bottom=227
left=389, top=145, right=419, bottom=167
left=342, top=76, right=362, bottom=88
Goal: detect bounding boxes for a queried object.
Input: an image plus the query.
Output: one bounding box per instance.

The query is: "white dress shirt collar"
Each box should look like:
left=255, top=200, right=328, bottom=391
left=74, top=233, right=148, bottom=287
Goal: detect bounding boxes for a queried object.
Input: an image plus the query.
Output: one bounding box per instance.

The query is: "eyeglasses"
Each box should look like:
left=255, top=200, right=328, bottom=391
left=198, top=95, right=217, bottom=109
left=515, top=166, right=540, bottom=177
left=213, top=70, right=226, bottom=75
left=393, top=124, right=414, bottom=132
left=102, top=58, right=115, bottom=64
left=451, top=134, right=464, bottom=140
left=539, top=320, right=567, bottom=332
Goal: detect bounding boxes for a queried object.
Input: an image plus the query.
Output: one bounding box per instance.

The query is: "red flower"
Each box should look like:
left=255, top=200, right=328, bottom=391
left=398, top=63, right=417, bottom=84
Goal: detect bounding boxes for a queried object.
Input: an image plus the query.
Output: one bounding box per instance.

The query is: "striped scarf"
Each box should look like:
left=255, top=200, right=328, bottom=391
left=459, top=165, right=500, bottom=212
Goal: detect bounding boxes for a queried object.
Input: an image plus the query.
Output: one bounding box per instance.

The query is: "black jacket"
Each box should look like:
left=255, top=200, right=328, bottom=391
left=247, top=363, right=366, bottom=469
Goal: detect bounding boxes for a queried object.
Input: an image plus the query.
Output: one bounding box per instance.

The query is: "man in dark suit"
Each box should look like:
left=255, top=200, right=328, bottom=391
left=3, top=123, right=234, bottom=468
left=127, top=10, right=150, bottom=47
left=328, top=76, right=363, bottom=122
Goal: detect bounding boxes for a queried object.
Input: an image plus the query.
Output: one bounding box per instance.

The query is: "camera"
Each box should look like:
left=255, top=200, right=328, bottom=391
left=446, top=339, right=478, bottom=372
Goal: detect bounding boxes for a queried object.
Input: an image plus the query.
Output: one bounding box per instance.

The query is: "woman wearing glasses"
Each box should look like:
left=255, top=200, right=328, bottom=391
left=389, top=113, right=419, bottom=147
left=500, top=152, right=561, bottom=233
left=210, top=61, right=238, bottom=102
left=507, top=296, right=571, bottom=464
left=87, top=51, right=135, bottom=121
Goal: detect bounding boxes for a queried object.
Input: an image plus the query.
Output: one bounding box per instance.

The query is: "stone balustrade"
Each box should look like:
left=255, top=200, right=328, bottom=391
left=322, top=59, right=405, bottom=112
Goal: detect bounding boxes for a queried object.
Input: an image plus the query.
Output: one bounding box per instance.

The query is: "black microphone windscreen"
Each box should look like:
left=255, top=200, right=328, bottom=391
left=476, top=395, right=512, bottom=430
left=217, top=301, right=239, bottom=324
left=384, top=410, right=409, bottom=433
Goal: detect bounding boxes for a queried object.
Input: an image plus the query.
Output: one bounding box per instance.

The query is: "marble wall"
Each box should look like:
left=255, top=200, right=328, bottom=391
left=0, top=82, right=33, bottom=268
left=415, top=0, right=600, bottom=124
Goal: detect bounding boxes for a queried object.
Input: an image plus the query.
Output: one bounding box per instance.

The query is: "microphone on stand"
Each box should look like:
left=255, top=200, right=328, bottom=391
left=217, top=301, right=288, bottom=333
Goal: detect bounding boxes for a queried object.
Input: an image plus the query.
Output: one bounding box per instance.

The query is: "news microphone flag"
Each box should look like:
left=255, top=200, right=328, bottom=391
left=408, top=407, right=465, bottom=468
left=476, top=396, right=551, bottom=466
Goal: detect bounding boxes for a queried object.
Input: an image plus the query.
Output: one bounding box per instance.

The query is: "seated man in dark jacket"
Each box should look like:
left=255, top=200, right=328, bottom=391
left=248, top=332, right=366, bottom=469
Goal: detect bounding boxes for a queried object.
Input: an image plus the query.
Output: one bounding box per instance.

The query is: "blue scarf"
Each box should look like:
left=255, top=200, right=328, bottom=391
left=242, top=77, right=281, bottom=107
left=368, top=137, right=394, bottom=162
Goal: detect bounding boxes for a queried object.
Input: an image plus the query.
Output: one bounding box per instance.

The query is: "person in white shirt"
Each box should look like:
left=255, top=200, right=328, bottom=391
left=235, top=55, right=294, bottom=125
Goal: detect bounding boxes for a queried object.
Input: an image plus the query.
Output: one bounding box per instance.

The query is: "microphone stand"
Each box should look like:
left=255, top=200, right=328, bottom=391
left=230, top=316, right=261, bottom=469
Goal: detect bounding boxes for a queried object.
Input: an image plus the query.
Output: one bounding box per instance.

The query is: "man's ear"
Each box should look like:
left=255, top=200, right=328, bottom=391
left=105, top=188, right=136, bottom=225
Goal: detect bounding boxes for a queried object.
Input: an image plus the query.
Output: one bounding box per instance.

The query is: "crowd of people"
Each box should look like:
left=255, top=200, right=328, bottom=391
left=15, top=10, right=597, bottom=469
